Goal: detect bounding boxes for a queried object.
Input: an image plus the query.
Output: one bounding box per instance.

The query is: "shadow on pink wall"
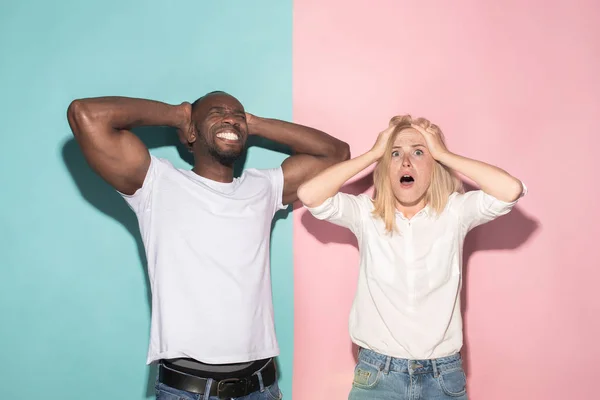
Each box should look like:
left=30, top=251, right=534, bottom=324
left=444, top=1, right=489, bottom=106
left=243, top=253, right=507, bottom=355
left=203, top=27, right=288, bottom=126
left=299, top=177, right=539, bottom=375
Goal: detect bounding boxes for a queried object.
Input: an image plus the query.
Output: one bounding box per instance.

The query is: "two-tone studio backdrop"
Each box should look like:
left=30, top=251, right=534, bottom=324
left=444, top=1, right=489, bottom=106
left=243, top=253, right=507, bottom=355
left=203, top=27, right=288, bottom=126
left=1, top=1, right=598, bottom=399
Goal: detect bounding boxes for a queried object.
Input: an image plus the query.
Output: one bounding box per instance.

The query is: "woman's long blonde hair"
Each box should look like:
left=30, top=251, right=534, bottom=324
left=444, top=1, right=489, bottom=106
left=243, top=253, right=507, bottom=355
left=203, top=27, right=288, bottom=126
left=372, top=115, right=463, bottom=233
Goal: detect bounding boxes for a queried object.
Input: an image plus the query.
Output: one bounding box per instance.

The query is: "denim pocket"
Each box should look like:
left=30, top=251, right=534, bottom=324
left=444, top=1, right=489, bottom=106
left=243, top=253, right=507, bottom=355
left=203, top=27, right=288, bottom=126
left=265, top=381, right=283, bottom=400
left=437, top=368, right=467, bottom=397
left=155, top=382, right=191, bottom=400
left=352, top=361, right=381, bottom=389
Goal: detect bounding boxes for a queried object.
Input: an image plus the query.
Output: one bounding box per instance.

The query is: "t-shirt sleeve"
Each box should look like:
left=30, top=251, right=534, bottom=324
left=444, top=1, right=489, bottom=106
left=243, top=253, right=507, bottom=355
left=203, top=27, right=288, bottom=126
left=262, top=166, right=286, bottom=215
left=450, top=181, right=528, bottom=231
left=304, top=192, right=368, bottom=233
left=118, top=155, right=166, bottom=215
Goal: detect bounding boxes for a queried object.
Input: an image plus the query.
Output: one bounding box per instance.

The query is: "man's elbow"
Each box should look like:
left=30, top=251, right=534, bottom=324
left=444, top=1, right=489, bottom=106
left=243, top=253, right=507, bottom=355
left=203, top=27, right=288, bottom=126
left=332, top=141, right=351, bottom=163
left=67, top=99, right=86, bottom=122
left=67, top=99, right=99, bottom=137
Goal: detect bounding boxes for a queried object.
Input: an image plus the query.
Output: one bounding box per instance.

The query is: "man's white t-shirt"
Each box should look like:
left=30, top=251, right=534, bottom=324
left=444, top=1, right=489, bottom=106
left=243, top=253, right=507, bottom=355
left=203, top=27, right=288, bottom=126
left=120, top=156, right=286, bottom=364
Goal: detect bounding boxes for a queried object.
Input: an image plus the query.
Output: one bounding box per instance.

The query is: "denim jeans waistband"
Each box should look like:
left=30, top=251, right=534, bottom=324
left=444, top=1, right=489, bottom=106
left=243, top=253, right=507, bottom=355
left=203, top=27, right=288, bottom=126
left=357, top=348, right=463, bottom=376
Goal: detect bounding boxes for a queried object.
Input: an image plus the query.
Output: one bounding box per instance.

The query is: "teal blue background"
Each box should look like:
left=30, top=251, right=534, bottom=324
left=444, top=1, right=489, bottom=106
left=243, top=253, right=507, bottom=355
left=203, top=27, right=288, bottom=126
left=0, top=1, right=294, bottom=399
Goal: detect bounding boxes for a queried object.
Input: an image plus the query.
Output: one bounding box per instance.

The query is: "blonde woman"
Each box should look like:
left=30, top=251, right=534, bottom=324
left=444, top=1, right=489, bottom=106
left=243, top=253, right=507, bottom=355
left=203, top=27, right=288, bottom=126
left=297, top=115, right=526, bottom=400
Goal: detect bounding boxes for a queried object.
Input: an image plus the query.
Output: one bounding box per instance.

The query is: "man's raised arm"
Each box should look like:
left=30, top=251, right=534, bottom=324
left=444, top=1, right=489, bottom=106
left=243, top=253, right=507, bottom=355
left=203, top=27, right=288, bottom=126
left=67, top=97, right=191, bottom=195
left=246, top=114, right=350, bottom=205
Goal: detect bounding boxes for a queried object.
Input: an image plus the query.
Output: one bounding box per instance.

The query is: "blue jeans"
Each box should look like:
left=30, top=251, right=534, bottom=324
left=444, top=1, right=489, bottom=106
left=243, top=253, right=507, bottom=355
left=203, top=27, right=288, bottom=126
left=155, top=369, right=282, bottom=400
left=348, top=348, right=468, bottom=400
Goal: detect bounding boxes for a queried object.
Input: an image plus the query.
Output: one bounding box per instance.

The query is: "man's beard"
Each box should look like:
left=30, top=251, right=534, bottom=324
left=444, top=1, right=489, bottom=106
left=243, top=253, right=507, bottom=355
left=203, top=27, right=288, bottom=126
left=207, top=145, right=243, bottom=166
left=196, top=125, right=246, bottom=165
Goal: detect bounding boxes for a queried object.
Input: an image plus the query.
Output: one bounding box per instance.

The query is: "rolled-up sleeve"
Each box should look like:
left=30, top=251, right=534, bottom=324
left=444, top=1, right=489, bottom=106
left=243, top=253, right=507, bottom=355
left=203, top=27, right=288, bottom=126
left=453, top=182, right=528, bottom=231
left=305, top=192, right=368, bottom=233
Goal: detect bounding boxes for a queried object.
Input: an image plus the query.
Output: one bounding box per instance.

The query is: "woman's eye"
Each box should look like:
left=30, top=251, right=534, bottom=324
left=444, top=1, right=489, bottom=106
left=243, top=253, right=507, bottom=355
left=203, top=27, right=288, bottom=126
left=391, top=151, right=400, bottom=157
left=415, top=149, right=424, bottom=156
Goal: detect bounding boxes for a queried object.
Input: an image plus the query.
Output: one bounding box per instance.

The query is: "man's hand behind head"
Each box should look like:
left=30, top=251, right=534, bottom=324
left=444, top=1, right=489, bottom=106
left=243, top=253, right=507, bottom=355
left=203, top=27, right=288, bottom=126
left=176, top=102, right=195, bottom=151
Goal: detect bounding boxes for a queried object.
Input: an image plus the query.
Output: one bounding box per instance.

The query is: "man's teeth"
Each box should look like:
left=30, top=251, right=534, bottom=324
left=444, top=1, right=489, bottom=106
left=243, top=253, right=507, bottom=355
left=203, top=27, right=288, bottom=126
left=216, top=132, right=239, bottom=141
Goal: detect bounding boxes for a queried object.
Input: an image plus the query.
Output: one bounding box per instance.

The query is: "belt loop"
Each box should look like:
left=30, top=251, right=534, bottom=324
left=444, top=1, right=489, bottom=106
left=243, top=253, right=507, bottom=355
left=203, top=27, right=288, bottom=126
left=432, top=359, right=439, bottom=378
left=203, top=378, right=213, bottom=400
left=383, top=356, right=392, bottom=374
left=257, top=369, right=265, bottom=391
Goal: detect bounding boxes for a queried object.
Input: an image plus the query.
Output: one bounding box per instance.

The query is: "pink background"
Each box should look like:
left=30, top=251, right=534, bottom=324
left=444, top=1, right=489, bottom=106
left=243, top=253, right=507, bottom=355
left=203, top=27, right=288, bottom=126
left=292, top=1, right=600, bottom=399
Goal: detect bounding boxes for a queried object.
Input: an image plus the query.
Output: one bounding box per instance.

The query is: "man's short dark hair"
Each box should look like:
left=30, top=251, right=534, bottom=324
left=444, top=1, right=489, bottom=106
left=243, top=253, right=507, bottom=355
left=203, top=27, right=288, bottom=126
left=191, top=90, right=229, bottom=112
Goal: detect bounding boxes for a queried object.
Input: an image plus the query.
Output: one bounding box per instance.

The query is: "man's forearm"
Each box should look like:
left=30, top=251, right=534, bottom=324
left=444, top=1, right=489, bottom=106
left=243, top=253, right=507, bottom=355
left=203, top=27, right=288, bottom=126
left=248, top=117, right=349, bottom=158
left=70, top=96, right=184, bottom=131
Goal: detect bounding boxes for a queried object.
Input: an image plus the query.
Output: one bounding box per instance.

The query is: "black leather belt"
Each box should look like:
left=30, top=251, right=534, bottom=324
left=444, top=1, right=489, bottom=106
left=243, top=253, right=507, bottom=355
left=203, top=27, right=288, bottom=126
left=158, top=359, right=277, bottom=399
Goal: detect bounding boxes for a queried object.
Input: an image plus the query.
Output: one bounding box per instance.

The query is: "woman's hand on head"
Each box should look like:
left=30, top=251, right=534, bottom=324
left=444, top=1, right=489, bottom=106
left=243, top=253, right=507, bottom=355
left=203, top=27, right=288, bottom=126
left=411, top=124, right=449, bottom=160
left=371, top=122, right=397, bottom=159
